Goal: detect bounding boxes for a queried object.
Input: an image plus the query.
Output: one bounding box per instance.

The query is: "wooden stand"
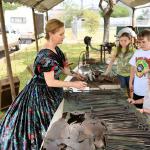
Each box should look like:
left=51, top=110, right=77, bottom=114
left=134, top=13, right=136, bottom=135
left=0, top=76, right=20, bottom=110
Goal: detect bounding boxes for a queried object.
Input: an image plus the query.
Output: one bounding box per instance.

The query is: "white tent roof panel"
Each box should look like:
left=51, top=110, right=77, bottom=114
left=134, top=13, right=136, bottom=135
left=120, top=0, right=150, bottom=8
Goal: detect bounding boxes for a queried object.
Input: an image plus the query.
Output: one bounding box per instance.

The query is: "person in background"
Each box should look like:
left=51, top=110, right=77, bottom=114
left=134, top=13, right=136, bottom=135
left=128, top=72, right=150, bottom=120
left=0, top=19, right=87, bottom=150
left=129, top=29, right=150, bottom=109
left=117, top=26, right=137, bottom=46
left=103, top=32, right=135, bottom=97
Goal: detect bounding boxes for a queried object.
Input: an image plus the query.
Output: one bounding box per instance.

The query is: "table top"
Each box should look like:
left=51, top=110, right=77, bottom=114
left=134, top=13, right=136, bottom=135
left=41, top=89, right=150, bottom=150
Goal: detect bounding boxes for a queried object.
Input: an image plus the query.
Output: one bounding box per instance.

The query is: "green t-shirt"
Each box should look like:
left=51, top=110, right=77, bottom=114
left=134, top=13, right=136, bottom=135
left=113, top=45, right=135, bottom=76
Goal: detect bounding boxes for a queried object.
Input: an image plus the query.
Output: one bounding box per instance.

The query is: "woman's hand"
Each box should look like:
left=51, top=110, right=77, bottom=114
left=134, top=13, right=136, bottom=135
left=72, top=81, right=87, bottom=90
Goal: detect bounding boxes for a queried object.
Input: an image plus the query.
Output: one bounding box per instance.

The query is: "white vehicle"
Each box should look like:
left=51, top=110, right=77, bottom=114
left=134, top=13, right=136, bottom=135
left=0, top=33, right=19, bottom=52
left=5, top=6, right=44, bottom=43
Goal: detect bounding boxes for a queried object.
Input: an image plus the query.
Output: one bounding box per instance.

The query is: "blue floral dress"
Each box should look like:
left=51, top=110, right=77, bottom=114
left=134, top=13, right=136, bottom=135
left=0, top=47, right=67, bottom=150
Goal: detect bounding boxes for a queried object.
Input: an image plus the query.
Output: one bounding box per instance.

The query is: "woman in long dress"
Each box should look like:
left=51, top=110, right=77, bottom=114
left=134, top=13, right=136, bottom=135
left=0, top=19, right=87, bottom=150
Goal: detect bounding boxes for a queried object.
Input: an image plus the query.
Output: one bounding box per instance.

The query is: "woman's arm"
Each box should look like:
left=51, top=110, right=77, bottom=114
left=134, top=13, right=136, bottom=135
left=44, top=71, right=87, bottom=89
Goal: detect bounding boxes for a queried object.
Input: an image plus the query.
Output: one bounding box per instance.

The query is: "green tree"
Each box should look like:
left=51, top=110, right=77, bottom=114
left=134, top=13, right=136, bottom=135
left=111, top=5, right=129, bottom=17
left=83, top=9, right=100, bottom=34
left=99, top=0, right=116, bottom=43
left=2, top=2, right=21, bottom=11
left=62, top=0, right=82, bottom=28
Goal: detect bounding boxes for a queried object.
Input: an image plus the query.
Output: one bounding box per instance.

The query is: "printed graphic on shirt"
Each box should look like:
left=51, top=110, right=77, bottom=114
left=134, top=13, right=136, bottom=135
left=136, top=57, right=150, bottom=78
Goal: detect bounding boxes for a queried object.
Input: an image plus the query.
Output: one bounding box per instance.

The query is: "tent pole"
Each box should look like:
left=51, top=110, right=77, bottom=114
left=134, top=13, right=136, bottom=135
left=32, top=8, right=39, bottom=52
left=132, top=7, right=136, bottom=28
left=0, top=0, right=16, bottom=100
left=46, top=11, right=49, bottom=21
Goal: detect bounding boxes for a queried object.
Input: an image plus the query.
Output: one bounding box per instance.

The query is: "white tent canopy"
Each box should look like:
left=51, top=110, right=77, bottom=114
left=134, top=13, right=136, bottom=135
left=4, top=0, right=64, bottom=12
left=3, top=0, right=150, bottom=12
left=120, top=0, right=150, bottom=9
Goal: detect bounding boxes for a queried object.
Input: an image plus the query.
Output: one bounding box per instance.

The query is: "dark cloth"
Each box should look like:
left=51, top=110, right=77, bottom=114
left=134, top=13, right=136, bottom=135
left=0, top=47, right=66, bottom=150
left=133, top=93, right=144, bottom=109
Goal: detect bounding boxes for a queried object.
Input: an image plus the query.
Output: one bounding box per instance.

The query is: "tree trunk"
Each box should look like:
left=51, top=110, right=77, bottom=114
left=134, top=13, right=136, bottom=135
left=99, top=0, right=115, bottom=43
left=103, top=16, right=110, bottom=43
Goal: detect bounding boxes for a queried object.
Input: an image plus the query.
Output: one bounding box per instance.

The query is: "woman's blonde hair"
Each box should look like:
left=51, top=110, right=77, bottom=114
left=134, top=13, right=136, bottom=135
left=45, top=19, right=64, bottom=40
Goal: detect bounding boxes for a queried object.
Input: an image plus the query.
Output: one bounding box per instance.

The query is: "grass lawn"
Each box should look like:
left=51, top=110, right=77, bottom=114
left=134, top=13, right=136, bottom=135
left=0, top=41, right=92, bottom=89
left=0, top=41, right=103, bottom=118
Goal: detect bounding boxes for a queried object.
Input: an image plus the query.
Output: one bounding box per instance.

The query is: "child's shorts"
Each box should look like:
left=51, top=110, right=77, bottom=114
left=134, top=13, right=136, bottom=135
left=117, top=75, right=129, bottom=88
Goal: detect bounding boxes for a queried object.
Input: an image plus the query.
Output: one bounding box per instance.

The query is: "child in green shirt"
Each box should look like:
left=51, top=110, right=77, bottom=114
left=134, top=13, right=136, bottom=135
left=103, top=32, right=135, bottom=96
